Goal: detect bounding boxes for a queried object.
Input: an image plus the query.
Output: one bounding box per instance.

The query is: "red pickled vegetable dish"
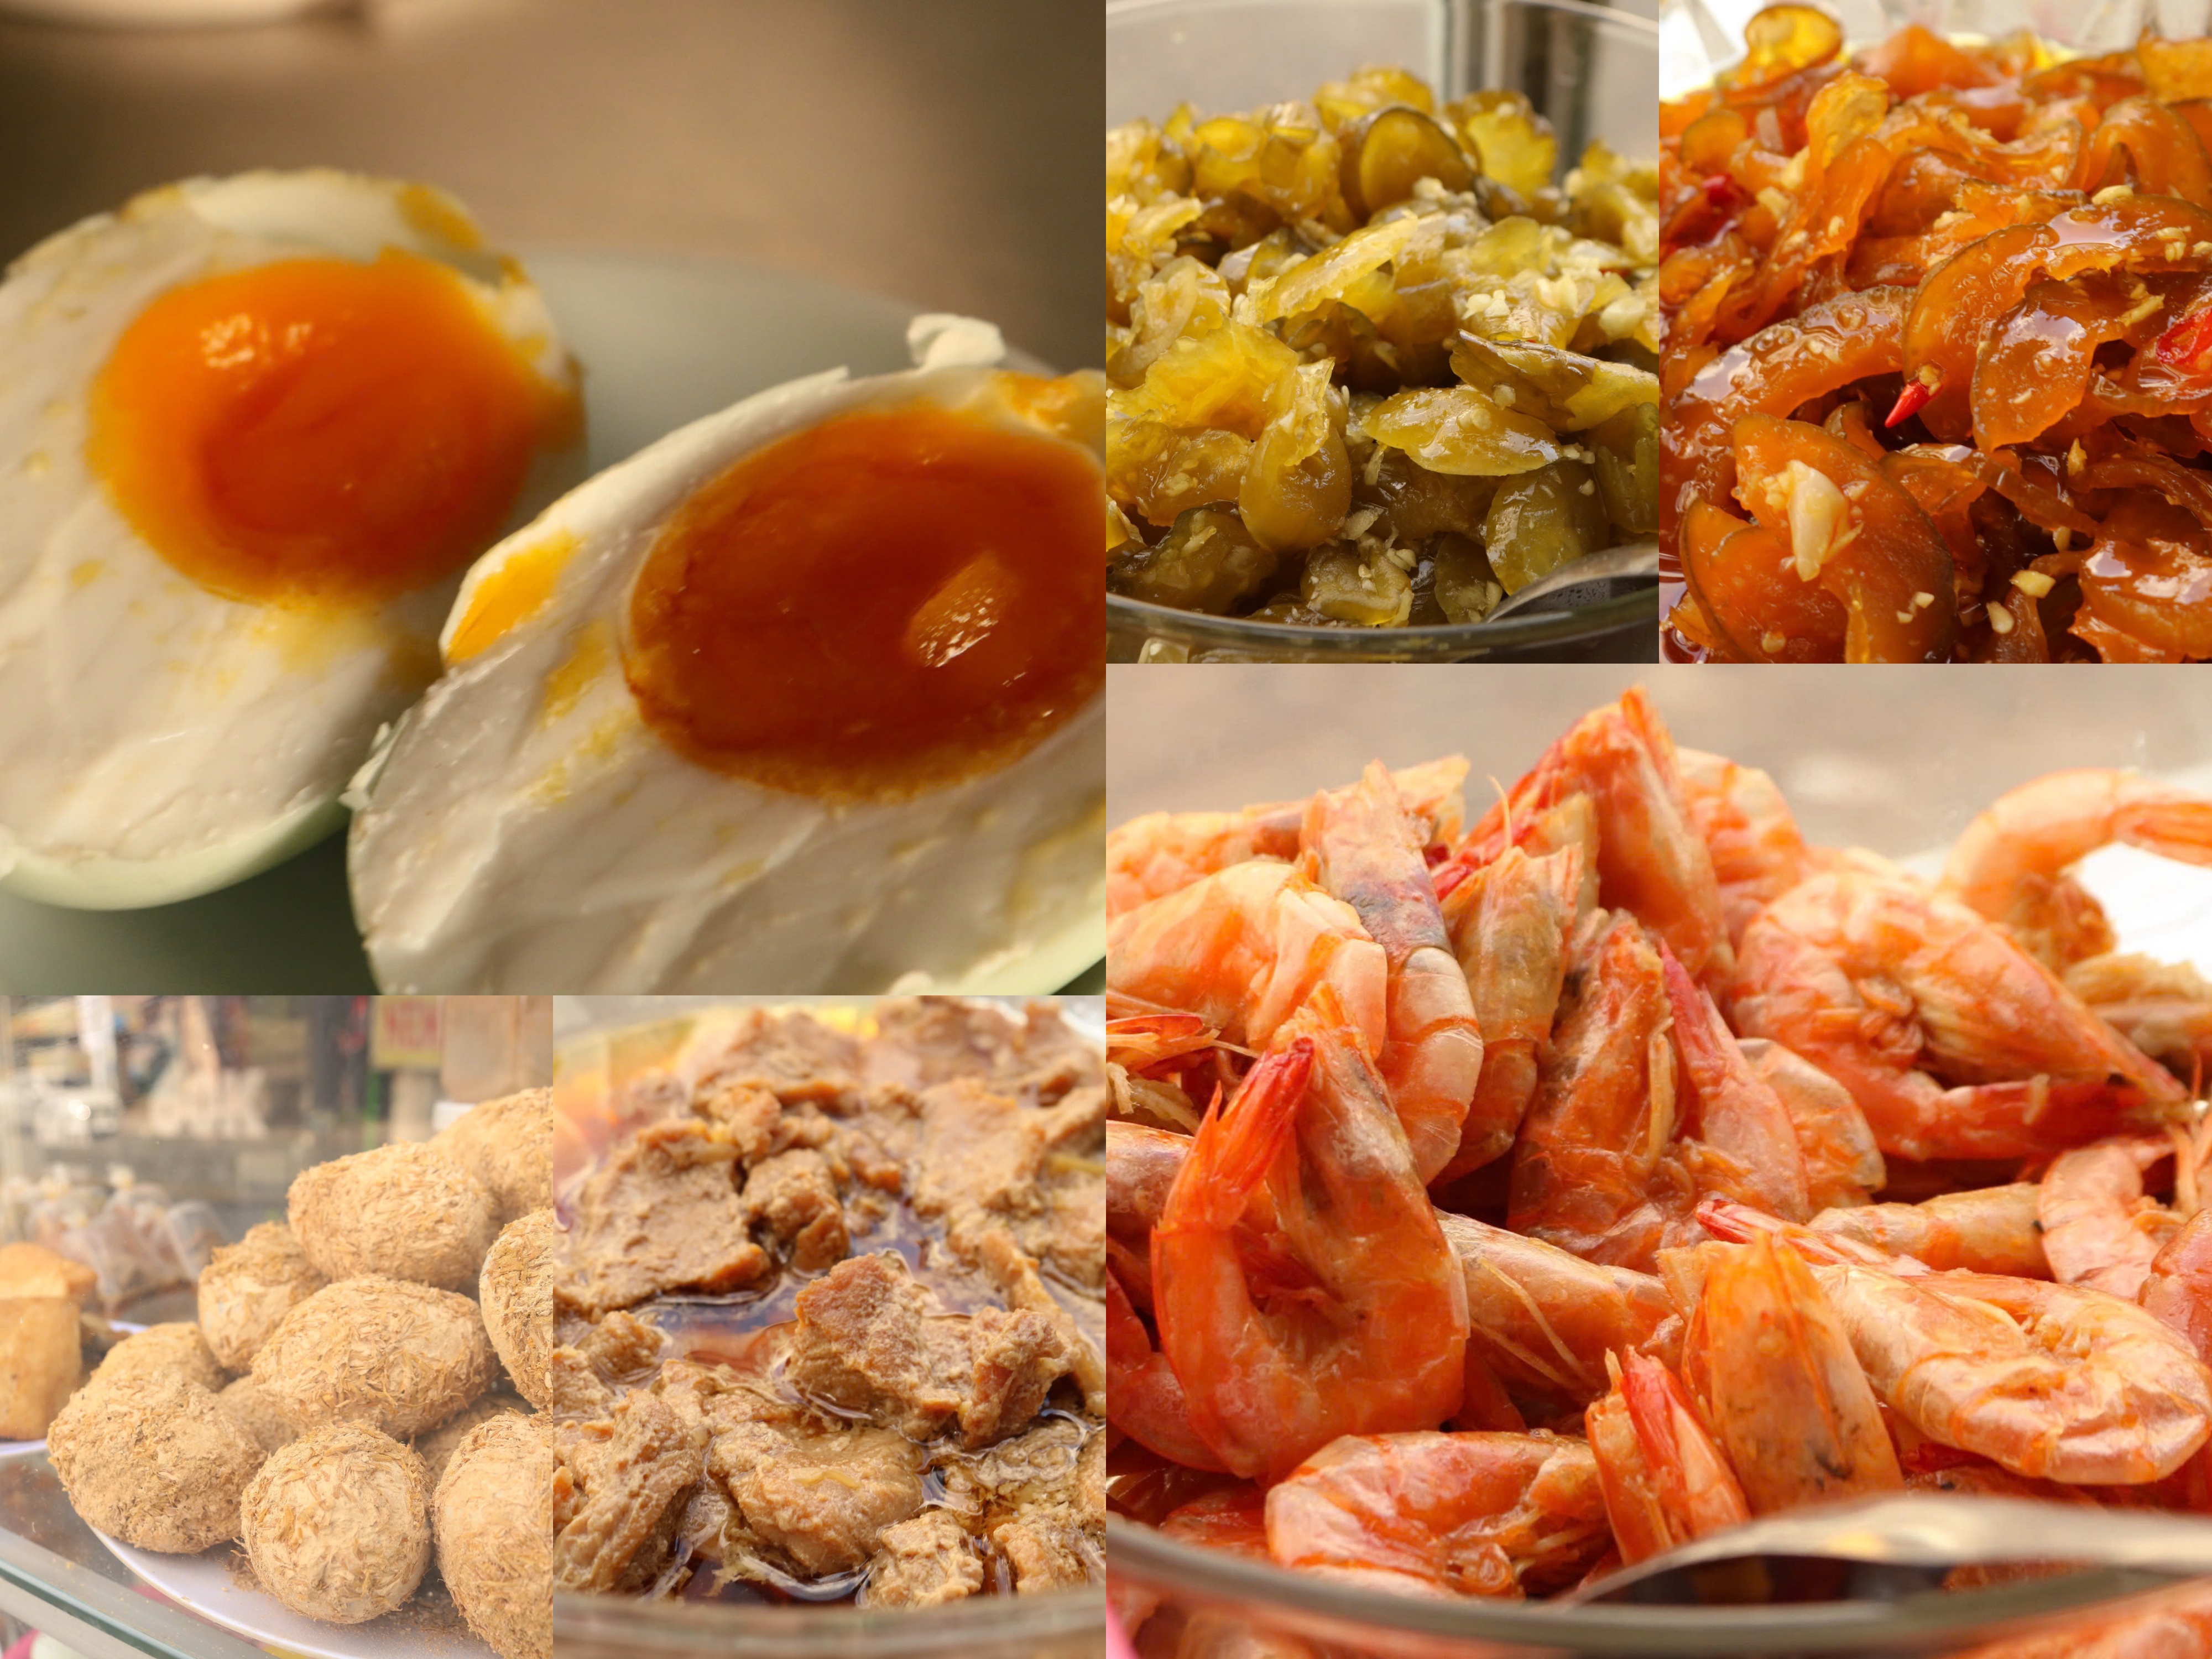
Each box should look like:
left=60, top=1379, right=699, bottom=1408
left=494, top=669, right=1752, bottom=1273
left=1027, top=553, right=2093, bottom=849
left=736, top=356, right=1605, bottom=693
left=1662, top=5, right=2212, bottom=662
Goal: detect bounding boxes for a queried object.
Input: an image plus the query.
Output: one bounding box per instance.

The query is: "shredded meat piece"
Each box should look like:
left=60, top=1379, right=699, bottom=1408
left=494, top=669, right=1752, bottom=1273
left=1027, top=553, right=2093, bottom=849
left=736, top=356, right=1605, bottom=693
left=546, top=1311, right=667, bottom=1417
left=742, top=1150, right=849, bottom=1271
left=553, top=1394, right=706, bottom=1594
left=979, top=1228, right=1105, bottom=1416
left=906, top=1079, right=1105, bottom=1288
left=709, top=1420, right=925, bottom=1578
left=964, top=1308, right=1072, bottom=1448
left=561, top=1120, right=767, bottom=1317
left=871, top=999, right=1104, bottom=1102
left=654, top=1358, right=800, bottom=1440
left=691, top=1010, right=867, bottom=1111
left=786, top=1253, right=1071, bottom=1447
left=784, top=1255, right=972, bottom=1437
left=862, top=1511, right=984, bottom=1608
left=546, top=1349, right=614, bottom=1416
left=695, top=1084, right=781, bottom=1164
left=945, top=1421, right=1103, bottom=1595
left=579, top=1310, right=666, bottom=1383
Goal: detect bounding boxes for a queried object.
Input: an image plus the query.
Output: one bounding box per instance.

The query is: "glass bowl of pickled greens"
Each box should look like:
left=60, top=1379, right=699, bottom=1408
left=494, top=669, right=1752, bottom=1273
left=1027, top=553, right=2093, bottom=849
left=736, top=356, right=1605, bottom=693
left=1106, top=0, right=1662, bottom=662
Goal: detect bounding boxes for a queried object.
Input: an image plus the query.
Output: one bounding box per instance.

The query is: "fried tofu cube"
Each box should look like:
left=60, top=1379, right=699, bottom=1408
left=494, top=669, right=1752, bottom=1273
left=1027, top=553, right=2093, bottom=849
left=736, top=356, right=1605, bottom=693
left=0, top=1297, right=82, bottom=1439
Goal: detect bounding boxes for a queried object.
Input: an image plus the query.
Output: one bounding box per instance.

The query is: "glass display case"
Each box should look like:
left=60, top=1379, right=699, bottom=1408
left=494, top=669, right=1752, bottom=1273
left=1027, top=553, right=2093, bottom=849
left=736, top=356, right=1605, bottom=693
left=0, top=994, right=547, bottom=1658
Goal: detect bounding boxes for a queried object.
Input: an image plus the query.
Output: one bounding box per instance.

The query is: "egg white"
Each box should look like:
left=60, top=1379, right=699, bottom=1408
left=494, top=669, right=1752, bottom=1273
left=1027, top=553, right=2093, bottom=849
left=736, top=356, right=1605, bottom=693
left=345, top=317, right=1105, bottom=994
left=0, top=170, right=584, bottom=909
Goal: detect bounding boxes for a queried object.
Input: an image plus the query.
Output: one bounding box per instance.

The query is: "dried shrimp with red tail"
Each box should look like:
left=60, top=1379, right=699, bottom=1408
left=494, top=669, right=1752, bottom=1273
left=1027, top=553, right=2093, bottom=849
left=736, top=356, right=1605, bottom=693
left=1106, top=686, right=2212, bottom=1644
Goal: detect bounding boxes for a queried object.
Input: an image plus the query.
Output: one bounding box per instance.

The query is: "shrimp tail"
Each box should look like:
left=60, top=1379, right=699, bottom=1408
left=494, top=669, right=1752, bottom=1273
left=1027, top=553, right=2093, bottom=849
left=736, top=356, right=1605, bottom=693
left=1181, top=1039, right=1314, bottom=1228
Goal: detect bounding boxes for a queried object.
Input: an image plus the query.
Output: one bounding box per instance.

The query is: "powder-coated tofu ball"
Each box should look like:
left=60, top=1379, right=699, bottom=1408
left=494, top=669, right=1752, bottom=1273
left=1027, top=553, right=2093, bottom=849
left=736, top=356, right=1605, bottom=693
left=433, top=1087, right=553, bottom=1227
left=90, top=1322, right=226, bottom=1394
left=197, top=1222, right=326, bottom=1370
left=288, top=1141, right=498, bottom=1291
left=479, top=1209, right=557, bottom=1410
left=216, top=1374, right=298, bottom=1455
left=252, top=1276, right=496, bottom=1438
left=411, top=1389, right=524, bottom=1486
left=48, top=1371, right=263, bottom=1553
left=241, top=1422, right=431, bottom=1623
left=436, top=1413, right=552, bottom=1659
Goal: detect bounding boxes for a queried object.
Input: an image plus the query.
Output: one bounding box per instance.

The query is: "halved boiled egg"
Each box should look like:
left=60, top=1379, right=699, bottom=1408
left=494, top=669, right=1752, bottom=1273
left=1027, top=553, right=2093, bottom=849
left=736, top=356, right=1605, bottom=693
left=347, top=317, right=1105, bottom=992
left=0, top=171, right=583, bottom=908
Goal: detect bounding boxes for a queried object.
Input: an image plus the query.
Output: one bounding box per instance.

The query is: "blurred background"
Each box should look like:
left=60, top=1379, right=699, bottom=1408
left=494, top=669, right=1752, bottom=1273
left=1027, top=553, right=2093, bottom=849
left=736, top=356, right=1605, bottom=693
left=0, top=0, right=1098, bottom=372
left=0, top=993, right=546, bottom=1317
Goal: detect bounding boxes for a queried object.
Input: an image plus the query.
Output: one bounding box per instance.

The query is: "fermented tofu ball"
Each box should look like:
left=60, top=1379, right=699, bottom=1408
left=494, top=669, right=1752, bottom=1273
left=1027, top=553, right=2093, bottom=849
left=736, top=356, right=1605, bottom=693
left=252, top=1276, right=497, bottom=1438
left=0, top=1296, right=80, bottom=1438
left=413, top=1389, right=525, bottom=1487
left=91, top=1323, right=225, bottom=1394
left=480, top=1210, right=556, bottom=1411
left=288, top=1142, right=498, bottom=1291
left=49, top=1371, right=263, bottom=1552
left=242, top=1422, right=431, bottom=1624
left=197, top=1223, right=326, bottom=1370
left=436, top=1414, right=552, bottom=1659
left=434, top=1087, right=553, bottom=1227
left=217, top=1374, right=298, bottom=1455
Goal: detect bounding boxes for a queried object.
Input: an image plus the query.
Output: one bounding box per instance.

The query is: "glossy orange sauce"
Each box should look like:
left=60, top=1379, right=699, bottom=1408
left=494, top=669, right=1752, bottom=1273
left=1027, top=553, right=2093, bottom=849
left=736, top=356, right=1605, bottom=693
left=623, top=395, right=1104, bottom=802
left=88, top=250, right=576, bottom=608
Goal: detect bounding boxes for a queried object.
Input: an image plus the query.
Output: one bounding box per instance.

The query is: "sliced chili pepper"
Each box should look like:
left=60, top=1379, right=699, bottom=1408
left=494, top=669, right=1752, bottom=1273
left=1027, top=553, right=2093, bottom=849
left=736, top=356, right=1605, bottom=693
left=1885, top=377, right=1935, bottom=427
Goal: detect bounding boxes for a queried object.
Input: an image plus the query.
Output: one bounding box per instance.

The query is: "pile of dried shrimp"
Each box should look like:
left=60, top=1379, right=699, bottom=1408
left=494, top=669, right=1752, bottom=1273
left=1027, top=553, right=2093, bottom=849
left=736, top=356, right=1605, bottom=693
left=1105, top=687, right=2212, bottom=1655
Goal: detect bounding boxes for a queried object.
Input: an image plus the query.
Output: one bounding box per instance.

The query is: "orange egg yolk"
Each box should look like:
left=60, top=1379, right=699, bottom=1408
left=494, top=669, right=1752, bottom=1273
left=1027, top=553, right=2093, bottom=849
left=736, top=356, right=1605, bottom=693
left=624, top=398, right=1105, bottom=803
left=88, top=249, right=575, bottom=609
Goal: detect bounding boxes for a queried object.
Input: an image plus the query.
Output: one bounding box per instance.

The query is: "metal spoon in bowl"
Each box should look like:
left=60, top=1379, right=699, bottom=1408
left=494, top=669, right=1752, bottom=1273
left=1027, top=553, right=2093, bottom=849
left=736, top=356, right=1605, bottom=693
left=1568, top=1494, right=2212, bottom=1608
left=1486, top=540, right=1660, bottom=622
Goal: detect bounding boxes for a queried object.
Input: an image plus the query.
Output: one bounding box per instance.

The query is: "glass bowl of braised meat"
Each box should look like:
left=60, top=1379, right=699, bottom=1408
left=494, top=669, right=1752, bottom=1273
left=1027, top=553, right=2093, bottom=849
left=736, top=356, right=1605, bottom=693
left=547, top=997, right=1103, bottom=1657
left=1662, top=0, right=2212, bottom=661
left=1106, top=0, right=1663, bottom=661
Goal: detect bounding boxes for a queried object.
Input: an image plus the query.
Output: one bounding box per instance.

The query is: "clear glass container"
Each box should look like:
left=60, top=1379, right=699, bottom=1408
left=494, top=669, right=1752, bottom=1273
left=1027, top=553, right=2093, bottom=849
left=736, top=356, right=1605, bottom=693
left=1660, top=0, right=2208, bottom=100
left=551, top=994, right=1105, bottom=1658
left=1106, top=662, right=2212, bottom=1655
left=1107, top=0, right=1662, bottom=663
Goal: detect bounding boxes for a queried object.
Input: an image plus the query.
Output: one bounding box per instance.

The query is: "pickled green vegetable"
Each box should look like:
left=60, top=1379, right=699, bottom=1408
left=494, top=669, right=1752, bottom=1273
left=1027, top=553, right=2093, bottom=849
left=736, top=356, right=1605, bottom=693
left=1483, top=459, right=1608, bottom=592
left=1590, top=404, right=1660, bottom=538
left=1302, top=543, right=1413, bottom=625
left=1356, top=387, right=1559, bottom=476
left=1340, top=106, right=1475, bottom=220
left=1432, top=533, right=1503, bottom=622
left=1109, top=505, right=1279, bottom=613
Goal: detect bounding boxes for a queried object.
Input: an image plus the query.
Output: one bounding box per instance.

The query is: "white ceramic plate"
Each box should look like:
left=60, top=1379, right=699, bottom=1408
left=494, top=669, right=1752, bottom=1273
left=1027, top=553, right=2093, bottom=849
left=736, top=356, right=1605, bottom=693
left=95, top=1530, right=490, bottom=1659
left=0, top=251, right=1103, bottom=994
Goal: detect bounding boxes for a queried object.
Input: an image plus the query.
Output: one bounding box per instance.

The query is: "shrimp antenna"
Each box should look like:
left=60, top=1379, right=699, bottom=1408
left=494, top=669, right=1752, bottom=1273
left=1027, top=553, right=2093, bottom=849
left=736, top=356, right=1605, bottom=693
left=1489, top=774, right=1514, bottom=848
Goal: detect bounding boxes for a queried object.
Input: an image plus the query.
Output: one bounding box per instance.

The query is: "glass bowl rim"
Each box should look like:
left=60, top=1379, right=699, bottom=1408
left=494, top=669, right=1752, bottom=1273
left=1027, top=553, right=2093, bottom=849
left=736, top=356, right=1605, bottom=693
left=555, top=1583, right=1100, bottom=1656
left=1107, top=1513, right=2196, bottom=1655
left=1107, top=587, right=1656, bottom=658
left=1104, top=0, right=1662, bottom=40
